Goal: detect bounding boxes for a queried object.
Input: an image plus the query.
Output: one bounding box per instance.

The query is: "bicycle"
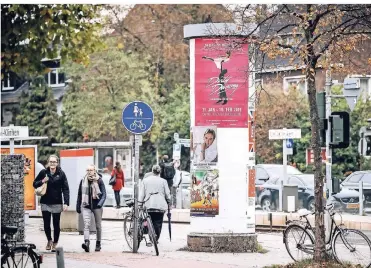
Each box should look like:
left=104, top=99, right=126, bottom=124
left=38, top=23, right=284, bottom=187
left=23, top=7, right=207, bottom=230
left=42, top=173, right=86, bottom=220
left=283, top=203, right=371, bottom=267
left=123, top=192, right=159, bottom=256
left=1, top=225, right=43, bottom=268
left=129, top=120, right=146, bottom=131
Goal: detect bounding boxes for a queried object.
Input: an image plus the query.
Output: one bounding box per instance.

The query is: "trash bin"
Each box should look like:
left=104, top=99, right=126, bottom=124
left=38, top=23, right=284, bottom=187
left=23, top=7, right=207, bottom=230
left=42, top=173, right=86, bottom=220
left=282, top=184, right=299, bottom=212
left=77, top=212, right=96, bottom=235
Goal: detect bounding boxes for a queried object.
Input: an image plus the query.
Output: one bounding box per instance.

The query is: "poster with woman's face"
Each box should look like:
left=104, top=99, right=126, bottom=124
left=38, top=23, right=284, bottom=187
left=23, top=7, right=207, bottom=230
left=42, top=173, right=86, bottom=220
left=191, top=126, right=217, bottom=166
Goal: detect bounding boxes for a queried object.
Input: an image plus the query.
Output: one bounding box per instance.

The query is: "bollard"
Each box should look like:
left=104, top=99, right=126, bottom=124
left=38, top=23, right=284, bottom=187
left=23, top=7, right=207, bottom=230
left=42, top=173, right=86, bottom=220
left=268, top=212, right=272, bottom=232
left=359, top=181, right=364, bottom=216
left=56, top=247, right=65, bottom=268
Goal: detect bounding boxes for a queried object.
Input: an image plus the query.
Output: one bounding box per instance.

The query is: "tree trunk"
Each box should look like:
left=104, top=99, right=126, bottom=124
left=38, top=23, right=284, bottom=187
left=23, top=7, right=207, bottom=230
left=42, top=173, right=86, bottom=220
left=306, top=64, right=327, bottom=262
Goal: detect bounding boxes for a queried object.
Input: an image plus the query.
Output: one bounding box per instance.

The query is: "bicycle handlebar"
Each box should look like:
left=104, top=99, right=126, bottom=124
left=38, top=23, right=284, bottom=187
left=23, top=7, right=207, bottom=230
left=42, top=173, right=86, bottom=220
left=125, top=192, right=159, bottom=204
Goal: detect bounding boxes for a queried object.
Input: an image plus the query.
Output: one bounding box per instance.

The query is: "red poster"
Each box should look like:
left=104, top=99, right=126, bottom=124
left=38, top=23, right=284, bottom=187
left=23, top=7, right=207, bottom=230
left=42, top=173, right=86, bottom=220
left=195, top=38, right=249, bottom=128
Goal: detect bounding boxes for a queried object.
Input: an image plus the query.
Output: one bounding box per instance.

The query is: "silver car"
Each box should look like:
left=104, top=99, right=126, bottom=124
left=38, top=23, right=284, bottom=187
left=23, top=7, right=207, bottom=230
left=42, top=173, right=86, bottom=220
left=101, top=173, right=133, bottom=207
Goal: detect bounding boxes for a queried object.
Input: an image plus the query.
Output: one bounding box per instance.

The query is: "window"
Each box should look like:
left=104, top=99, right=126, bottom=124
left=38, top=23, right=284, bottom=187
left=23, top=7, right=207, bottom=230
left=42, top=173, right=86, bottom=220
left=361, top=173, right=371, bottom=184
left=1, top=73, right=14, bottom=91
left=256, top=167, right=269, bottom=183
left=44, top=68, right=65, bottom=87
left=283, top=75, right=307, bottom=95
left=349, top=75, right=371, bottom=99
left=346, top=173, right=363, bottom=183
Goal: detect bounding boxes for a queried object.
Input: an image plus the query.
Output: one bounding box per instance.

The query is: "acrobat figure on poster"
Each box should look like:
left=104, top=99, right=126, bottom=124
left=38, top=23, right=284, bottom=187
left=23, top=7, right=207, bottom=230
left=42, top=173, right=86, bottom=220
left=202, top=51, right=231, bottom=105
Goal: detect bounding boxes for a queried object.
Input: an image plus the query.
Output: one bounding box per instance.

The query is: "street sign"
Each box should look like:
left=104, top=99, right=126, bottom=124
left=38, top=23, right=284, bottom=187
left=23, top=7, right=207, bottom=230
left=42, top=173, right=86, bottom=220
left=343, top=78, right=362, bottom=111
left=173, top=143, right=181, bottom=160
left=122, top=101, right=154, bottom=135
left=306, top=148, right=327, bottom=165
left=178, top=138, right=190, bottom=147
left=286, top=138, right=293, bottom=155
left=1, top=126, right=29, bottom=138
left=269, top=129, right=301, bottom=140
left=358, top=138, right=368, bottom=156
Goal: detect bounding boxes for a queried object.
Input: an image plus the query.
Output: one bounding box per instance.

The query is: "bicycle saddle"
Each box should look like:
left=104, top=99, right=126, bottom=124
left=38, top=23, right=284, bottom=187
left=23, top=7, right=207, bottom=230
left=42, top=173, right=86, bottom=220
left=1, top=225, right=18, bottom=236
left=298, top=209, right=312, bottom=216
left=125, top=200, right=134, bottom=208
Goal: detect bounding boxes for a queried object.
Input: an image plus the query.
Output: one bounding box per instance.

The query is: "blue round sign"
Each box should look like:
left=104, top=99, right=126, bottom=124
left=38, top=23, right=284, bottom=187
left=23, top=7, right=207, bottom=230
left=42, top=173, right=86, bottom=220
left=122, top=101, right=154, bottom=134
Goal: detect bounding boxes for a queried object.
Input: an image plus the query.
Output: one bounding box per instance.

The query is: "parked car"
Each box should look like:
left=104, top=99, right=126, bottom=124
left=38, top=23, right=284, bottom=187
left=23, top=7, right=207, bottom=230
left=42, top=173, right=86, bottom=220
left=255, top=164, right=303, bottom=204
left=327, top=188, right=364, bottom=214
left=340, top=171, right=371, bottom=208
left=258, top=174, right=315, bottom=211
left=101, top=173, right=133, bottom=207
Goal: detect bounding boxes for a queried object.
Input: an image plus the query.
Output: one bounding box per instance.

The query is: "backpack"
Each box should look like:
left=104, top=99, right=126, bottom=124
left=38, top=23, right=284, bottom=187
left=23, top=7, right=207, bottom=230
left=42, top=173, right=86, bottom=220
left=163, top=162, right=175, bottom=180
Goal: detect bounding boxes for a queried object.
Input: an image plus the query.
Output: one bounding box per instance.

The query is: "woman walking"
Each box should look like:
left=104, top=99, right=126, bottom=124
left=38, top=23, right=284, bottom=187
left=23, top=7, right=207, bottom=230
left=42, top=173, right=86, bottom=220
left=139, top=165, right=171, bottom=242
left=111, top=162, right=124, bottom=208
left=76, top=165, right=106, bottom=252
left=33, top=155, right=70, bottom=252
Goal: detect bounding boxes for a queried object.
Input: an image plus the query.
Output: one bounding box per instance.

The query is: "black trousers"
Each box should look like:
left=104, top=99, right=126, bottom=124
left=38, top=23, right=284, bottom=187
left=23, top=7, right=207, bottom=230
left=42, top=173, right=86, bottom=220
left=148, top=212, right=164, bottom=240
left=114, top=190, right=120, bottom=207
left=42, top=211, right=61, bottom=243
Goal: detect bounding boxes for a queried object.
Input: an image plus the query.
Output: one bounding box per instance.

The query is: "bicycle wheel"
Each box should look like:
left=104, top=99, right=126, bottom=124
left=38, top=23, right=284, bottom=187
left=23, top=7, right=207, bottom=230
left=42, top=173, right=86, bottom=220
left=284, top=224, right=314, bottom=262
left=1, top=246, right=39, bottom=268
left=146, top=217, right=159, bottom=256
left=123, top=214, right=140, bottom=251
left=332, top=229, right=371, bottom=267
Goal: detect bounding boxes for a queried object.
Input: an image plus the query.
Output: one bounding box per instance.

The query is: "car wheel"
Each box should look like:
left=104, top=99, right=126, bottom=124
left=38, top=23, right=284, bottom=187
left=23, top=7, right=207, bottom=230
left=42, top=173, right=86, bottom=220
left=261, top=198, right=272, bottom=212
left=307, top=198, right=315, bottom=212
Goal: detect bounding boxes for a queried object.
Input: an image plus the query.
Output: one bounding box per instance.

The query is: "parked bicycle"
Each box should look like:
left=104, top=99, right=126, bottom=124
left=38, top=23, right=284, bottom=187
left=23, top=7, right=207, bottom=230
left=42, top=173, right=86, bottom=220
left=123, top=192, right=159, bottom=256
left=283, top=203, right=371, bottom=267
left=1, top=225, right=43, bottom=268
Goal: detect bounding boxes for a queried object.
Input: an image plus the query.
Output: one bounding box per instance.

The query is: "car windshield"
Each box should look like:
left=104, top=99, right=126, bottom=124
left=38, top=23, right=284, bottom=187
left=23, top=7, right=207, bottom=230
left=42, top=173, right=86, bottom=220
left=264, top=165, right=302, bottom=179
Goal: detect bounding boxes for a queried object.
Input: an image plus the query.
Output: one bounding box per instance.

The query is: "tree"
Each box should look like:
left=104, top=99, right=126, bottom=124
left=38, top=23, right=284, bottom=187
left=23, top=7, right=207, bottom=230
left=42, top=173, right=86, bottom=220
left=222, top=4, right=371, bottom=261
left=16, top=76, right=60, bottom=165
left=1, top=4, right=103, bottom=75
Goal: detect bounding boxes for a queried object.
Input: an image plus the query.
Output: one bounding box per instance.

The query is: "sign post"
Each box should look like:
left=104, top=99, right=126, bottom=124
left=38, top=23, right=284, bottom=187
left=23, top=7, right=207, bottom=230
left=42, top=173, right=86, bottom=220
left=1, top=125, right=29, bottom=154
left=122, top=101, right=154, bottom=253
left=269, top=128, right=301, bottom=211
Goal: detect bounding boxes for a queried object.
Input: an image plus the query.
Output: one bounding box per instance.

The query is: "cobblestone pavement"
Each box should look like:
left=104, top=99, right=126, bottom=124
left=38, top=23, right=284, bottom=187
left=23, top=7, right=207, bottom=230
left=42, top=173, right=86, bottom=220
left=26, top=218, right=371, bottom=268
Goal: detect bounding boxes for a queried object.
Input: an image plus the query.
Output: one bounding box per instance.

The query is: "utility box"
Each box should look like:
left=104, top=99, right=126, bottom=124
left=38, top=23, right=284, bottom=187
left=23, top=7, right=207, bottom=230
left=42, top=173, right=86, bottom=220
left=283, top=185, right=299, bottom=212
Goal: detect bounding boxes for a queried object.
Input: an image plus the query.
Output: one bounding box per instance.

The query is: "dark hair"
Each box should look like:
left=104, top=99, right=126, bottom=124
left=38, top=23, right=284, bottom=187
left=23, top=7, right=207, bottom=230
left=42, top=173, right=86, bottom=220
left=204, top=129, right=216, bottom=139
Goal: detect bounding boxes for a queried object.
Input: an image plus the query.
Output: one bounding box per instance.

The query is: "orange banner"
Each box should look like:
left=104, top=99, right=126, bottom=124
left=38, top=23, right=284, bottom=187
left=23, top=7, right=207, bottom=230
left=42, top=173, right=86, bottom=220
left=1, top=147, right=37, bottom=210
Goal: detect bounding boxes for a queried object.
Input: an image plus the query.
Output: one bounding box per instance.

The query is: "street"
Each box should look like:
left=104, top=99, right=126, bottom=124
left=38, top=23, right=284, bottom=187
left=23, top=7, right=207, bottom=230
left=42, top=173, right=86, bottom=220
left=27, top=218, right=294, bottom=268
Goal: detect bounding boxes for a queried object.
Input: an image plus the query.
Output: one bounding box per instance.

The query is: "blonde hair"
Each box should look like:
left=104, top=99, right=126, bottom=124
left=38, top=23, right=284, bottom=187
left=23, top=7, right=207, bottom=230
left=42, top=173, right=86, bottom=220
left=47, top=155, right=59, bottom=168
left=87, top=164, right=96, bottom=171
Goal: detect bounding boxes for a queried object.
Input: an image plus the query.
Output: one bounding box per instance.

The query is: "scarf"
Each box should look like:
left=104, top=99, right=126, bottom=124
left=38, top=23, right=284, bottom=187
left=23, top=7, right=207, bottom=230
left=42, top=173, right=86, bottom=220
left=81, top=172, right=101, bottom=206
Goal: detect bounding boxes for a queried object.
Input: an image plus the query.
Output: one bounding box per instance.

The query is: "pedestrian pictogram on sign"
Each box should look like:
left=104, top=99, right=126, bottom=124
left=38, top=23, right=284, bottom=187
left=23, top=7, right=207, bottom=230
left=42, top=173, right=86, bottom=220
left=122, top=101, right=154, bottom=135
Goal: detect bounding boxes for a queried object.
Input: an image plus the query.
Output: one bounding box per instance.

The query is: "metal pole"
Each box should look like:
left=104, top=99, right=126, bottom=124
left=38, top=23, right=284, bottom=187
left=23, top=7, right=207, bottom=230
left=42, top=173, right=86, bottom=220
left=133, top=135, right=140, bottom=253
left=9, top=124, right=15, bottom=154
left=279, top=180, right=283, bottom=211
left=56, top=247, right=65, bottom=268
left=283, top=136, right=288, bottom=185
left=325, top=69, right=332, bottom=196
left=359, top=181, right=364, bottom=216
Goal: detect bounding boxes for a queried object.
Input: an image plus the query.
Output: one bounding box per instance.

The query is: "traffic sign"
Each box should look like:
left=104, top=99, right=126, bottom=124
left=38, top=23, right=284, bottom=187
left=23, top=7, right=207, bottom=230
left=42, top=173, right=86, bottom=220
left=174, top=133, right=179, bottom=142
left=173, top=143, right=181, bottom=160
left=343, top=78, right=362, bottom=111
left=1, top=126, right=29, bottom=138
left=122, top=101, right=154, bottom=135
left=286, top=138, right=293, bottom=155
left=178, top=138, right=190, bottom=147
left=269, top=129, right=301, bottom=140
left=306, top=148, right=327, bottom=165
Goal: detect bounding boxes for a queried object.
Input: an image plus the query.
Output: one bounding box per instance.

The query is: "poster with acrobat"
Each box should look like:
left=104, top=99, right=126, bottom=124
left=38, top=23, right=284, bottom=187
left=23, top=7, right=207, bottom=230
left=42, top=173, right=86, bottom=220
left=191, top=126, right=217, bottom=166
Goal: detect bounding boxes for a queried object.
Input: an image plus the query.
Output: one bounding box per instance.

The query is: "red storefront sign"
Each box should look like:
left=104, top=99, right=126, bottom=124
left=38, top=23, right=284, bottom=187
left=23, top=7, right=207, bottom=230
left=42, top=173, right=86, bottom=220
left=194, top=38, right=249, bottom=128
left=306, top=148, right=327, bottom=165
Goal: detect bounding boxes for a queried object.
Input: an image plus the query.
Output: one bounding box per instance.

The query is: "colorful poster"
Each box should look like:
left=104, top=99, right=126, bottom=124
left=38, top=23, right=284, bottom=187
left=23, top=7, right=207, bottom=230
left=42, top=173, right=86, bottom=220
left=191, top=126, right=217, bottom=166
left=194, top=38, right=249, bottom=128
left=1, top=146, right=37, bottom=210
left=190, top=169, right=219, bottom=217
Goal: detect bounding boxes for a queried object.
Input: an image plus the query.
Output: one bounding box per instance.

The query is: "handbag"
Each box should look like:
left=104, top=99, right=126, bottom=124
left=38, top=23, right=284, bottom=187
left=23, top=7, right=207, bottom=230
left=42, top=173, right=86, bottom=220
left=109, top=172, right=116, bottom=186
left=35, top=179, right=47, bottom=196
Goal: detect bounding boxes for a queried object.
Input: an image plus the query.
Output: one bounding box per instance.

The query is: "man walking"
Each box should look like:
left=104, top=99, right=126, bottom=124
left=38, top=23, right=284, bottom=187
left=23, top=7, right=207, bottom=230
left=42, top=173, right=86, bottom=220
left=139, top=165, right=171, bottom=243
left=159, top=155, right=176, bottom=207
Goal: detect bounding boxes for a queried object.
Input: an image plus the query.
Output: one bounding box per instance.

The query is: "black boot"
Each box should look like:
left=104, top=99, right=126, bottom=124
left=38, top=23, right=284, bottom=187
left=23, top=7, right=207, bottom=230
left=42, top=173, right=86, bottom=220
left=82, top=240, right=90, bottom=252
left=95, top=241, right=101, bottom=252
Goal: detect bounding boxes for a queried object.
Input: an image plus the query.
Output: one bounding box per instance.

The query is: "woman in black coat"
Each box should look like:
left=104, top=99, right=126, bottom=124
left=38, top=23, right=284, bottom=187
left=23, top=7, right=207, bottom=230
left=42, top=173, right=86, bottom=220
left=33, top=155, right=69, bottom=252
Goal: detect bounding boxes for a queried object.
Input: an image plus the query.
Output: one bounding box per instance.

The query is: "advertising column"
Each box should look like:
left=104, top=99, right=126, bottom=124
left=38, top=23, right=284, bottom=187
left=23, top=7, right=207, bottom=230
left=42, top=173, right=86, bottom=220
left=187, top=24, right=256, bottom=238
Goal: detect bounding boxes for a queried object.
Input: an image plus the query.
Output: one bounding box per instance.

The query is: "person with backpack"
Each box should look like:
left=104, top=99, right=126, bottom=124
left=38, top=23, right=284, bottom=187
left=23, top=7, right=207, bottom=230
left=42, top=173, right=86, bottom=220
left=159, top=155, right=176, bottom=206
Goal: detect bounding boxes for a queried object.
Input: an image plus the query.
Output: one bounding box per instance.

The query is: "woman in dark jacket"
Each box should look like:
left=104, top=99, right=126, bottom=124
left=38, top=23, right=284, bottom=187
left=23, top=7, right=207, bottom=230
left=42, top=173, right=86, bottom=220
left=76, top=165, right=106, bottom=252
left=33, top=155, right=70, bottom=252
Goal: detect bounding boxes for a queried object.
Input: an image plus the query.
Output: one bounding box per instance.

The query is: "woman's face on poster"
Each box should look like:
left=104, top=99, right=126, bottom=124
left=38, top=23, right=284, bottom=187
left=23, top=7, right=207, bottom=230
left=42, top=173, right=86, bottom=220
left=203, top=133, right=215, bottom=148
